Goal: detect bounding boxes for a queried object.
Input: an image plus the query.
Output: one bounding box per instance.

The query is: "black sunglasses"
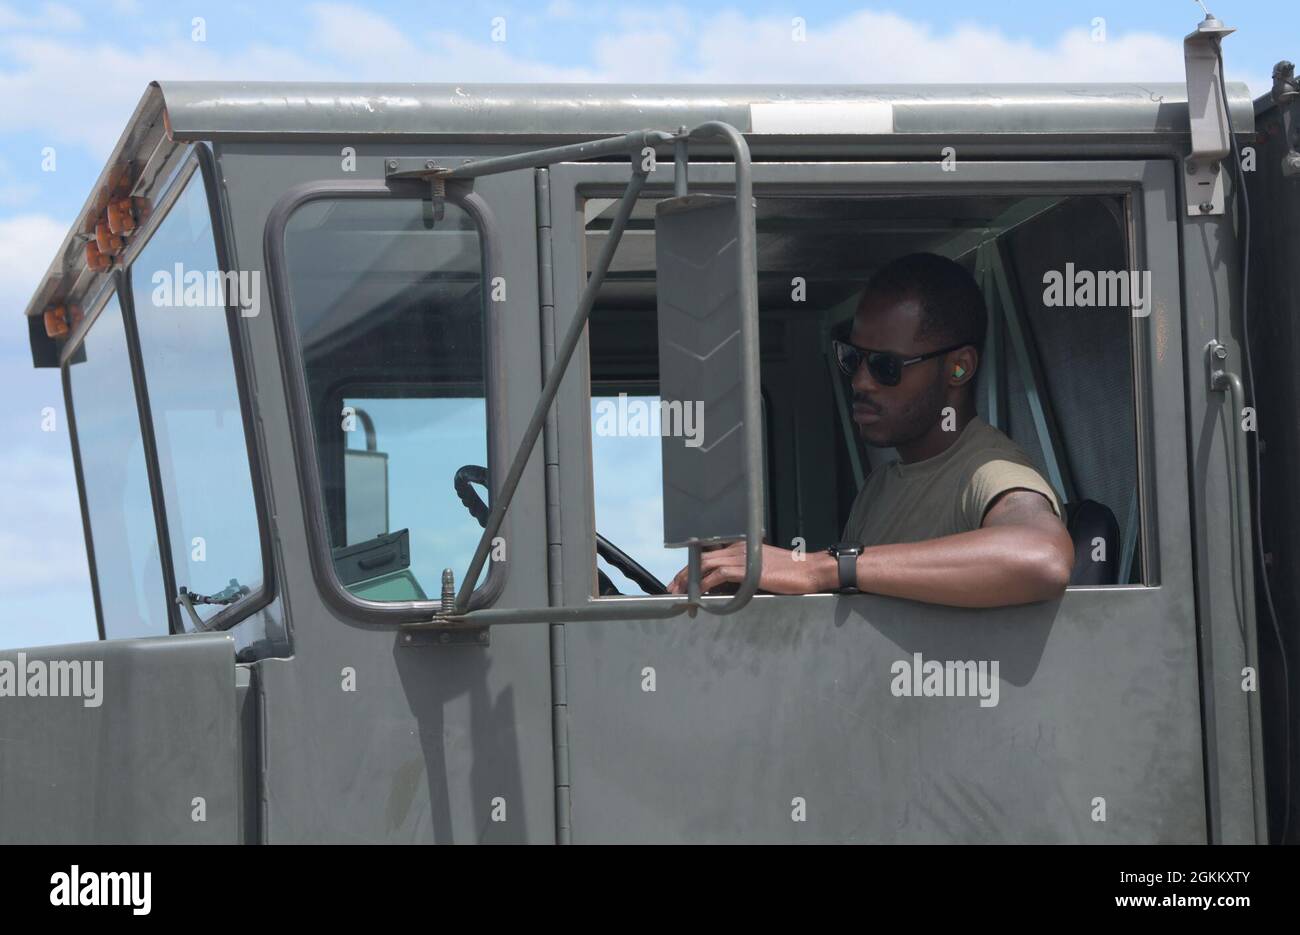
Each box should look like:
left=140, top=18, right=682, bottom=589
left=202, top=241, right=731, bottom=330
left=832, top=338, right=969, bottom=386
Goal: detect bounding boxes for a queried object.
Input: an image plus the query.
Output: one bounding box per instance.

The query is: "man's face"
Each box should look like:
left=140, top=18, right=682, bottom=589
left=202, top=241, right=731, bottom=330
left=847, top=290, right=952, bottom=449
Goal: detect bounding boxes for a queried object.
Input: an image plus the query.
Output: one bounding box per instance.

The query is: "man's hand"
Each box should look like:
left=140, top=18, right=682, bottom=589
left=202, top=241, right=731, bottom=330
left=666, top=542, right=837, bottom=595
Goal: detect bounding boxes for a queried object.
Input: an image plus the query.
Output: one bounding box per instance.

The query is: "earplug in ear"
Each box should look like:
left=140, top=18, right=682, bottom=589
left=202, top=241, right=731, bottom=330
left=953, top=365, right=967, bottom=378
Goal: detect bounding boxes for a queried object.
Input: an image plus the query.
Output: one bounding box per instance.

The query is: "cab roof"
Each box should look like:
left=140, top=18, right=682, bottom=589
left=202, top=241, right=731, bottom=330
left=158, top=80, right=1255, bottom=138
left=24, top=79, right=1260, bottom=365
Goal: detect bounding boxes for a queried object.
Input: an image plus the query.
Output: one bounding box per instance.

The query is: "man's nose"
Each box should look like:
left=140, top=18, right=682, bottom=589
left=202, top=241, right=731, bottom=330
left=851, top=358, right=880, bottom=395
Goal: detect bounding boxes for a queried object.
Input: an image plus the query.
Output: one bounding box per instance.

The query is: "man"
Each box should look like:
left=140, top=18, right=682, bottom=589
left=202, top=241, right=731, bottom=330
left=667, top=252, right=1074, bottom=607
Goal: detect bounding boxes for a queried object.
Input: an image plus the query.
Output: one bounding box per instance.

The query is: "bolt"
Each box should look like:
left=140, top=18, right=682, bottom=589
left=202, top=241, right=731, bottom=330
left=425, top=160, right=436, bottom=170
left=1186, top=161, right=1197, bottom=175
left=387, top=160, right=398, bottom=170
left=441, top=568, right=455, bottom=614
left=1199, top=202, right=1214, bottom=213
left=477, top=631, right=488, bottom=643
left=1214, top=345, right=1228, bottom=360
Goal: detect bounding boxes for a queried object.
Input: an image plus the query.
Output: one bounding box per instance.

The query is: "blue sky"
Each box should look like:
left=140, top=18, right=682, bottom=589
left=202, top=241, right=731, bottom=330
left=0, top=0, right=1289, bottom=649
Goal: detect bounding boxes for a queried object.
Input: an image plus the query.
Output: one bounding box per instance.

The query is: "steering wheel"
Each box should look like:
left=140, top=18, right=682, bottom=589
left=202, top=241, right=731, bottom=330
left=454, top=464, right=668, bottom=596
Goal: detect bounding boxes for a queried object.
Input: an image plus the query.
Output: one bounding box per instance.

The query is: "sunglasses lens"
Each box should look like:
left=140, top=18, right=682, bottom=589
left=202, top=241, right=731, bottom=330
left=833, top=341, right=907, bottom=385
left=834, top=341, right=862, bottom=376
left=867, top=352, right=903, bottom=386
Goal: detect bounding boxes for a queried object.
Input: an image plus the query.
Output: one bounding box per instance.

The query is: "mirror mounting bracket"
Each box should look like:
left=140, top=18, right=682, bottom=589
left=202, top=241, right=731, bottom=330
left=384, top=158, right=451, bottom=220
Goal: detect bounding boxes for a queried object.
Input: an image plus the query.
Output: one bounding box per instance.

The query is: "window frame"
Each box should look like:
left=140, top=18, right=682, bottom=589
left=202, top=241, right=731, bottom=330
left=559, top=161, right=1163, bottom=602
left=263, top=179, right=509, bottom=625
left=60, top=145, right=276, bottom=637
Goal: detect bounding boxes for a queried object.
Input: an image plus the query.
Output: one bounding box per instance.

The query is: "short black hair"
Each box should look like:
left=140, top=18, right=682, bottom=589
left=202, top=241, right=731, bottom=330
left=860, top=252, right=987, bottom=351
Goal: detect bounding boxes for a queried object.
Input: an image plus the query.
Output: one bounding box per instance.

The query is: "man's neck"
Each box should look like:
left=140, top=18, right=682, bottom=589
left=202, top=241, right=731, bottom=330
left=895, top=402, right=977, bottom=464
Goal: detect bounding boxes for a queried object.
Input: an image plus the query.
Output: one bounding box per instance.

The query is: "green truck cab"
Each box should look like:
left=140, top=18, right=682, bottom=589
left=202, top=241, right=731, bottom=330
left=5, top=21, right=1299, bottom=842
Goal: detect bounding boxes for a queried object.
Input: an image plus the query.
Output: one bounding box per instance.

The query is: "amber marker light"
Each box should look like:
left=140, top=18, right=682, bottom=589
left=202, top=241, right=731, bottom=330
left=85, top=240, right=110, bottom=272
left=43, top=306, right=69, bottom=339
left=95, top=219, right=123, bottom=256
left=106, top=197, right=136, bottom=236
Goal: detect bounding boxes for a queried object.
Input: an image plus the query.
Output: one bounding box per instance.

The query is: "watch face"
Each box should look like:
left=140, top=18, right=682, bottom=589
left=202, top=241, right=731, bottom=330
left=830, top=542, right=863, bottom=556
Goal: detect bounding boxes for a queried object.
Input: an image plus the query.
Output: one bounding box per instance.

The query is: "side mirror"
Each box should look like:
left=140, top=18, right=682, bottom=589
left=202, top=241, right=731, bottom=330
left=656, top=193, right=752, bottom=548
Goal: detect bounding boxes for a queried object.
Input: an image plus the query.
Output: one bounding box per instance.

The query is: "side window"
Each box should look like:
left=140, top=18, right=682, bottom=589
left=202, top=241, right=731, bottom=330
left=279, top=198, right=488, bottom=601
left=585, top=192, right=1144, bottom=592
left=128, top=171, right=265, bottom=627
left=66, top=294, right=168, bottom=638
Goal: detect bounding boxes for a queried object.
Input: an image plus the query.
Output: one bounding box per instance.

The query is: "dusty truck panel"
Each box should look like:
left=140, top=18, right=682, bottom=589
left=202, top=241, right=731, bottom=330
left=0, top=634, right=241, bottom=843
left=4, top=55, right=1296, bottom=844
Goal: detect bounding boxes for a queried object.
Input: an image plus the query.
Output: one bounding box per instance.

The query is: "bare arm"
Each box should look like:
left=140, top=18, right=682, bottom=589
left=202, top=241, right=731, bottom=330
left=666, top=489, right=1074, bottom=607
left=842, top=489, right=1074, bottom=607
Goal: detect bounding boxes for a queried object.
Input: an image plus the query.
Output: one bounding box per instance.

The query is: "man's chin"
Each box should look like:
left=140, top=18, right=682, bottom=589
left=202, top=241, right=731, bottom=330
left=857, top=425, right=897, bottom=448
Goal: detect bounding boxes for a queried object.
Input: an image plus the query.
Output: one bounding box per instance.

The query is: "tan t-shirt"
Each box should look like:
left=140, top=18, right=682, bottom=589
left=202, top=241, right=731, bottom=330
left=842, top=417, right=1061, bottom=546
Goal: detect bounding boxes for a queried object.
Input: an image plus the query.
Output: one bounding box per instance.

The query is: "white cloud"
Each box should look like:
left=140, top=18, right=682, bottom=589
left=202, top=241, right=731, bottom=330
left=0, top=2, right=83, bottom=31
left=0, top=213, right=65, bottom=315
left=305, top=3, right=593, bottom=82
left=309, top=1, right=414, bottom=62
left=593, top=9, right=1189, bottom=85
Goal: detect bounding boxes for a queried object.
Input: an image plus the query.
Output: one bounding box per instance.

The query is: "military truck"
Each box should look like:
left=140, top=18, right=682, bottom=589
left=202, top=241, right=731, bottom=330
left=3, top=13, right=1298, bottom=843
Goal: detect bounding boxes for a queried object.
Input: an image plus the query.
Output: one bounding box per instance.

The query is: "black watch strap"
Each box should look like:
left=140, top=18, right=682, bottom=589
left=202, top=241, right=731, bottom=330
left=829, top=543, right=862, bottom=593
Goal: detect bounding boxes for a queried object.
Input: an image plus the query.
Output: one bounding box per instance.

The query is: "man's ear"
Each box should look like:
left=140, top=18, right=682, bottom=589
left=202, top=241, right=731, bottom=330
left=949, top=346, right=979, bottom=387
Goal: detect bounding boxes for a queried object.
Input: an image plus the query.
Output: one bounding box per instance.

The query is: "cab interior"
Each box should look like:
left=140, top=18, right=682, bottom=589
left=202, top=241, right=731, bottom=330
left=584, top=192, right=1143, bottom=593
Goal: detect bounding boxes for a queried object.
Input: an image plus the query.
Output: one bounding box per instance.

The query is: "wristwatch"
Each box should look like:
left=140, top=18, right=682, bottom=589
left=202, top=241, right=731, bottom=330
left=826, top=542, right=863, bottom=593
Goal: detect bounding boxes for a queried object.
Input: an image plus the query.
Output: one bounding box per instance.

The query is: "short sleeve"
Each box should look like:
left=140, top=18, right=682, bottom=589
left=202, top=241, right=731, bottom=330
left=961, top=458, right=1062, bottom=529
